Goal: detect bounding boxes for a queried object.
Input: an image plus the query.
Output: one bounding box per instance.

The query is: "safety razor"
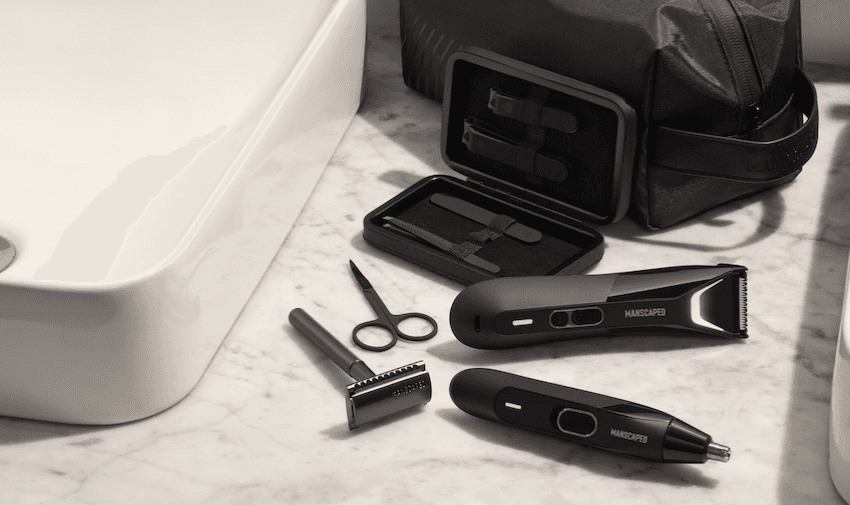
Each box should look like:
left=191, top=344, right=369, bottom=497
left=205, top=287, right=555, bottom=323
left=450, top=264, right=748, bottom=349
left=289, top=308, right=432, bottom=429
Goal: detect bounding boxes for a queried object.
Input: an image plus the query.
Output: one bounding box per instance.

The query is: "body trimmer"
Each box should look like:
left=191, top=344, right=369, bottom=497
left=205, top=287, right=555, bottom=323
left=289, top=308, right=432, bottom=429
left=450, top=368, right=731, bottom=463
left=450, top=264, right=747, bottom=348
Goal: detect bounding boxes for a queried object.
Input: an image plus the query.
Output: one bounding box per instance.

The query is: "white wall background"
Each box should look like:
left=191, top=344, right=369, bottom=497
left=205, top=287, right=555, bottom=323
left=802, top=0, right=850, bottom=65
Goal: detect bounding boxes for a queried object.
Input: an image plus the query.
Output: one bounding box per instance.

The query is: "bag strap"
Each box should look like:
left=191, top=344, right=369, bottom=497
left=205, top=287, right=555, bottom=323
left=649, top=66, right=818, bottom=183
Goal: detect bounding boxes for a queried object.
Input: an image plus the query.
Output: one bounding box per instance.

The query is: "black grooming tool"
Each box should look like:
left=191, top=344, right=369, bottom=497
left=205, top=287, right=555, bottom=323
left=462, top=120, right=569, bottom=183
left=450, top=264, right=747, bottom=348
left=349, top=260, right=438, bottom=352
left=382, top=217, right=501, bottom=274
left=450, top=368, right=731, bottom=463
left=488, top=88, right=578, bottom=133
left=289, top=308, right=432, bottom=429
left=430, top=193, right=542, bottom=244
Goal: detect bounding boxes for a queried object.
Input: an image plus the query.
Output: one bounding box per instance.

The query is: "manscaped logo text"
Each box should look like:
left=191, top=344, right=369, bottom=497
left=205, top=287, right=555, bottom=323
left=610, top=428, right=649, bottom=444
left=393, top=380, right=428, bottom=397
left=624, top=308, right=666, bottom=318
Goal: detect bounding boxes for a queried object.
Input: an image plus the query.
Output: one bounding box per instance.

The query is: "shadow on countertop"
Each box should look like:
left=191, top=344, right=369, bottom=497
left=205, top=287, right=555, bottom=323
left=436, top=408, right=721, bottom=489
left=0, top=416, right=106, bottom=446
left=779, top=63, right=850, bottom=505
left=427, top=333, right=744, bottom=367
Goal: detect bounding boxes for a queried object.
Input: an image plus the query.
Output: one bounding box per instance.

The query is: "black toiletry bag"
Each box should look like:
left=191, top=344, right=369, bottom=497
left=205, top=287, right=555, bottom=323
left=399, top=0, right=818, bottom=229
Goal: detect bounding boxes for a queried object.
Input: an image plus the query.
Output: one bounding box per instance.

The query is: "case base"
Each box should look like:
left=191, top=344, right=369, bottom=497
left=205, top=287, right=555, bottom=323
left=363, top=175, right=603, bottom=286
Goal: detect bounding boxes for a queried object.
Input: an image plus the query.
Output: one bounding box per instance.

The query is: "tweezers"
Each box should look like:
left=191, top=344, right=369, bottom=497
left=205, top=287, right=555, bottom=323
left=429, top=193, right=542, bottom=244
left=382, top=217, right=500, bottom=274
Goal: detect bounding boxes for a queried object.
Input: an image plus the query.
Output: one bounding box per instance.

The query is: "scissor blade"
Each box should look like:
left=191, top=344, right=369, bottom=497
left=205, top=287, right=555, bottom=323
left=349, top=260, right=374, bottom=291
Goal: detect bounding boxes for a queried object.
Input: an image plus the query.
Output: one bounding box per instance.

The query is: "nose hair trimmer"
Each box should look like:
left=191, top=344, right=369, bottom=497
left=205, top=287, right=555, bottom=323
left=450, top=368, right=731, bottom=463
left=450, top=264, right=747, bottom=349
left=289, top=308, right=432, bottom=429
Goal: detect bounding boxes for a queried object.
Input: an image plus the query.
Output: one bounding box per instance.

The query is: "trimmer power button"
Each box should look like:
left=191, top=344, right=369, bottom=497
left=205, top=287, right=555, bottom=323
left=572, top=308, right=603, bottom=326
left=556, top=408, right=597, bottom=437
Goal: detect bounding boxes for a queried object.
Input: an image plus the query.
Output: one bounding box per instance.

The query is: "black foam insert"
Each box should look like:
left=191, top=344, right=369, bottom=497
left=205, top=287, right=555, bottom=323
left=367, top=177, right=599, bottom=278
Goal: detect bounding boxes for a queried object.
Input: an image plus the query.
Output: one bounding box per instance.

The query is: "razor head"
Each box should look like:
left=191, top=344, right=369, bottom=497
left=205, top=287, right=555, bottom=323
left=346, top=361, right=431, bottom=429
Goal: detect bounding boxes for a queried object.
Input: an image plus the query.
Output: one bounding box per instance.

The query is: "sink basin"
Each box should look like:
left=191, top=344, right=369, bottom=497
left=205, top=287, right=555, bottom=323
left=0, top=0, right=366, bottom=423
left=831, top=251, right=850, bottom=503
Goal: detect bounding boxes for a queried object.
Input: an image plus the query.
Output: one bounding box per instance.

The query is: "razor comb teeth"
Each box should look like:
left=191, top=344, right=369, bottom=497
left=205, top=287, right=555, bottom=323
left=350, top=361, right=425, bottom=390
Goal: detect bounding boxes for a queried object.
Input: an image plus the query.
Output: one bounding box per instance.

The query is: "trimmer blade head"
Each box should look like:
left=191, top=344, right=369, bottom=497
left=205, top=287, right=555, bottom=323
left=346, top=361, right=431, bottom=429
left=689, top=268, right=748, bottom=338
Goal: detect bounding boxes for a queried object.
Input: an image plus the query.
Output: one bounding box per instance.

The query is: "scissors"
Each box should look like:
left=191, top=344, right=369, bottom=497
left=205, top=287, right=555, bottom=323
left=349, top=260, right=438, bottom=352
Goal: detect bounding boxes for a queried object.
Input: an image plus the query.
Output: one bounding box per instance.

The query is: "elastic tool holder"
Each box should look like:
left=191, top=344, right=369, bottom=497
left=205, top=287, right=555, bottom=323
left=466, top=214, right=516, bottom=246
left=429, top=193, right=542, bottom=244
left=488, top=87, right=578, bottom=133
left=462, top=120, right=569, bottom=183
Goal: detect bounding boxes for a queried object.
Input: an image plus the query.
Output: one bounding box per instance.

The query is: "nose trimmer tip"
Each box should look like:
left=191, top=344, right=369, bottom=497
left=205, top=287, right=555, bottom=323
left=706, top=441, right=731, bottom=462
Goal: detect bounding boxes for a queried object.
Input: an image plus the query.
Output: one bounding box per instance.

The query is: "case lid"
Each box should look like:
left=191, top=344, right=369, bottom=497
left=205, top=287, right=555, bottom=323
left=441, top=47, right=637, bottom=225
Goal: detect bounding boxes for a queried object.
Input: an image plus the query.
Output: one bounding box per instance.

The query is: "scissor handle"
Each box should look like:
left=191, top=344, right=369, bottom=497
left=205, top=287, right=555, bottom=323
left=352, top=320, right=398, bottom=352
left=389, top=312, right=438, bottom=342
left=352, top=311, right=439, bottom=352
left=353, top=286, right=438, bottom=352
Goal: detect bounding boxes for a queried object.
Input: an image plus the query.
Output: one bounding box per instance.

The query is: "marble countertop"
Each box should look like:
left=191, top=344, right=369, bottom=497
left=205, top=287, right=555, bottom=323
left=3, top=14, right=850, bottom=505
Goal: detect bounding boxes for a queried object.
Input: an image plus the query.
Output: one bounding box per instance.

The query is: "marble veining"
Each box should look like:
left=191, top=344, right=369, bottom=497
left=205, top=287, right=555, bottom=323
left=2, top=15, right=850, bottom=505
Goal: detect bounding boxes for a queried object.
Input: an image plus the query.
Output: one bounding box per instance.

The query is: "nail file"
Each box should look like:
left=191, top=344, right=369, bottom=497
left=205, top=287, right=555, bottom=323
left=430, top=193, right=542, bottom=244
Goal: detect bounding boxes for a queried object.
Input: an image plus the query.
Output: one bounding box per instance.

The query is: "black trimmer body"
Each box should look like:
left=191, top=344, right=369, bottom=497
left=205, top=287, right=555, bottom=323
left=449, top=264, right=747, bottom=349
left=449, top=368, right=730, bottom=463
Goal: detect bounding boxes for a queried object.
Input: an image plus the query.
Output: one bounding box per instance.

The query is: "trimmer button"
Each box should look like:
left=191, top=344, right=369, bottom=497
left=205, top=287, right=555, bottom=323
left=550, top=310, right=570, bottom=328
left=571, top=308, right=603, bottom=326
left=549, top=308, right=603, bottom=328
left=556, top=408, right=597, bottom=437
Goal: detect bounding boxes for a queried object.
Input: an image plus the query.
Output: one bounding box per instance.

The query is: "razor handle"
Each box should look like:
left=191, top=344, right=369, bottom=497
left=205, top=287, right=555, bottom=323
left=449, top=264, right=747, bottom=349
left=450, top=368, right=730, bottom=463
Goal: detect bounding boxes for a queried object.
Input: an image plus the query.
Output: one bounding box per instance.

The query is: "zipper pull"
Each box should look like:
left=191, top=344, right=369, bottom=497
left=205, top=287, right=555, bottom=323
left=742, top=102, right=762, bottom=133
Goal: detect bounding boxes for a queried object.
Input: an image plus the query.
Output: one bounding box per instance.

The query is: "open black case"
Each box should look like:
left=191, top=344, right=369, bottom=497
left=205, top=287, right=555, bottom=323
left=364, top=48, right=637, bottom=285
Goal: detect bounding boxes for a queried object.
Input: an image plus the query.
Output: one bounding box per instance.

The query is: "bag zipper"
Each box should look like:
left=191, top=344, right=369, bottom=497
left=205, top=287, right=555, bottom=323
left=700, top=0, right=763, bottom=133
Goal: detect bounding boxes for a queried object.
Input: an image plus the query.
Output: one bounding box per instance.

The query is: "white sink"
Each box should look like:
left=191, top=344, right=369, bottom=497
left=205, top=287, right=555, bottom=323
left=0, top=0, right=366, bottom=423
left=831, top=251, right=850, bottom=503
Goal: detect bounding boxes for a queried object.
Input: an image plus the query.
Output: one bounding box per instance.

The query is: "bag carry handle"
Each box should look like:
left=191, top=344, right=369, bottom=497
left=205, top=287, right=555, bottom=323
left=649, top=66, right=818, bottom=183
